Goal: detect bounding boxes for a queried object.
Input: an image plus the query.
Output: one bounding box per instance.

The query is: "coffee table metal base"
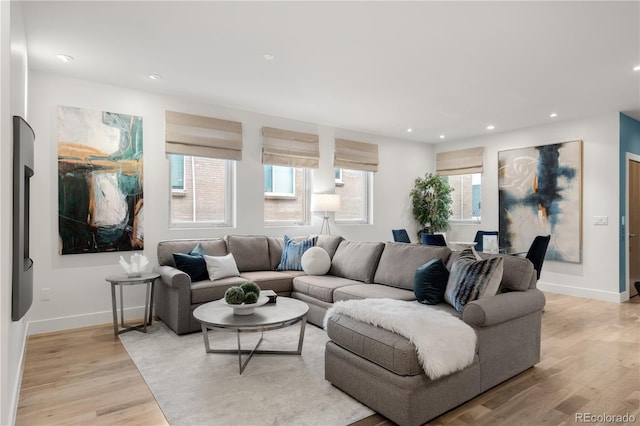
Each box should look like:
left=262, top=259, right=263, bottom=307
left=200, top=315, right=307, bottom=374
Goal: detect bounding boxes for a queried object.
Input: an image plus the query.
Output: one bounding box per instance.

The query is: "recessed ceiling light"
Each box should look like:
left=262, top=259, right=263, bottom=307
left=486, top=125, right=495, bottom=130
left=263, top=54, right=275, bottom=61
left=634, top=65, right=640, bottom=71
left=439, top=134, right=445, bottom=139
left=149, top=74, right=161, bottom=80
left=56, top=54, right=73, bottom=63
left=407, top=128, right=413, bottom=133
left=549, top=113, right=558, bottom=118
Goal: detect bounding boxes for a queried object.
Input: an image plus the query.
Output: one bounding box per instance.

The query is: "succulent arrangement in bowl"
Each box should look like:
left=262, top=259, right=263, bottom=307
left=224, top=282, right=262, bottom=305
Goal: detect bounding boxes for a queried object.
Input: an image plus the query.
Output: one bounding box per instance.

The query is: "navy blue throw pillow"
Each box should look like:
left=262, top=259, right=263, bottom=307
left=173, top=253, right=208, bottom=282
left=414, top=258, right=450, bottom=305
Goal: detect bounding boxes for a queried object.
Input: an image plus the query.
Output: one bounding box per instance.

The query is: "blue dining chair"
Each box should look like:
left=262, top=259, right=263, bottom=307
left=421, top=233, right=447, bottom=246
left=392, top=229, right=411, bottom=243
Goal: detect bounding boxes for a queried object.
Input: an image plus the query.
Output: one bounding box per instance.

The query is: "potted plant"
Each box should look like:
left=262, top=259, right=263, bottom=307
left=410, top=172, right=453, bottom=238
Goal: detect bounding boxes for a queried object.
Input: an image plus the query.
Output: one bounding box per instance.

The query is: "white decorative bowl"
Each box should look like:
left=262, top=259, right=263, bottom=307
left=222, top=295, right=269, bottom=315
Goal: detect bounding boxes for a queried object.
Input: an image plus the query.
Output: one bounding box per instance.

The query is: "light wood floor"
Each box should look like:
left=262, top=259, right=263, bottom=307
left=16, top=293, right=640, bottom=426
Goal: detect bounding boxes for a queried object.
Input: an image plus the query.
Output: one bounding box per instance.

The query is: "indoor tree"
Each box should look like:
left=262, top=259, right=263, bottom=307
left=410, top=172, right=453, bottom=236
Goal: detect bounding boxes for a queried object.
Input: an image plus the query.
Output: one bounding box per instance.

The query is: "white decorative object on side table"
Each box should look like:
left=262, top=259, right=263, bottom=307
left=118, top=253, right=149, bottom=277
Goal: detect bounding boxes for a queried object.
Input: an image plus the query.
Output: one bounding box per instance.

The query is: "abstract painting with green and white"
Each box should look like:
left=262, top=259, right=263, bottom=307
left=58, top=106, right=143, bottom=255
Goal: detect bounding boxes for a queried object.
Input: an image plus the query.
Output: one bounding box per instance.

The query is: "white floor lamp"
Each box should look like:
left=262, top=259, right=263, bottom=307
left=311, top=194, right=341, bottom=235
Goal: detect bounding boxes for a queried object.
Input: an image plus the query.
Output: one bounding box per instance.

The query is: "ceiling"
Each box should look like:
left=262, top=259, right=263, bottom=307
left=20, top=1, right=640, bottom=144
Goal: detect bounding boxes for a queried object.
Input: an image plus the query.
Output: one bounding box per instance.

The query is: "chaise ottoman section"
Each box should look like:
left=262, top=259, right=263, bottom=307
left=325, top=341, right=481, bottom=426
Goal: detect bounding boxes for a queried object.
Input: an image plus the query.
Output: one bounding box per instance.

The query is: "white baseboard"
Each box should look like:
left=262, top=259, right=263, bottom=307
left=27, top=306, right=148, bottom=335
left=537, top=281, right=623, bottom=303
left=8, top=321, right=29, bottom=426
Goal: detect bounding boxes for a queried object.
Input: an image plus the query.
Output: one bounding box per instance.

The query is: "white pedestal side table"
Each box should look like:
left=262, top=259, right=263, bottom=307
left=105, top=272, right=159, bottom=336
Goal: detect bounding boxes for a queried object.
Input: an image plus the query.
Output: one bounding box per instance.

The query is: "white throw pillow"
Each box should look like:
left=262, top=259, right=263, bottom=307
left=300, top=247, right=331, bottom=275
left=204, top=253, right=240, bottom=281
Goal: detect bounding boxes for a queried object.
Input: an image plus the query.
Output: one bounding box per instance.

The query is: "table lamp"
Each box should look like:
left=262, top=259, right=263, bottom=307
left=311, top=194, right=341, bottom=234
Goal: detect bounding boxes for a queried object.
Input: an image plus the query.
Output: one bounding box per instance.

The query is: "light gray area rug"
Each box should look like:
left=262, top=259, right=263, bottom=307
left=119, top=321, right=373, bottom=426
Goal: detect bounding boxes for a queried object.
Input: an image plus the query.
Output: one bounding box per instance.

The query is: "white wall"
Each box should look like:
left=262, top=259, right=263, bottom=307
left=1, top=2, right=30, bottom=425
left=27, top=71, right=433, bottom=334
left=441, top=113, right=621, bottom=302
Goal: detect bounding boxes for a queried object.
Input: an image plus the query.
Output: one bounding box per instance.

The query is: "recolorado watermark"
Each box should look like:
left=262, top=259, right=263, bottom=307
left=576, top=413, right=636, bottom=423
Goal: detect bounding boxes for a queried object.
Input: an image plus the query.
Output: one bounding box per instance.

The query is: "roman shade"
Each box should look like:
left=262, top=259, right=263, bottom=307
left=334, top=138, right=379, bottom=172
left=436, top=147, right=484, bottom=175
left=165, top=111, right=243, bottom=161
left=262, top=127, right=320, bottom=168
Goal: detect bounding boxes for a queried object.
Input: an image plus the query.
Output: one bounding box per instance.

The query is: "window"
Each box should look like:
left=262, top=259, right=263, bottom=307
left=446, top=173, right=481, bottom=221
left=334, top=168, right=371, bottom=223
left=169, top=154, right=233, bottom=227
left=264, top=165, right=295, bottom=196
left=264, top=166, right=308, bottom=224
left=171, top=155, right=185, bottom=190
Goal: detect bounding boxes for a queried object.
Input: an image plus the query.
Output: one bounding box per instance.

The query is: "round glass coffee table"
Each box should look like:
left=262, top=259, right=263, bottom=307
left=193, top=296, right=309, bottom=374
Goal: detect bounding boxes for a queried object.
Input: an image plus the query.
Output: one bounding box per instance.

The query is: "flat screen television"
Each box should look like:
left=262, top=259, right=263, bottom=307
left=13, top=116, right=34, bottom=321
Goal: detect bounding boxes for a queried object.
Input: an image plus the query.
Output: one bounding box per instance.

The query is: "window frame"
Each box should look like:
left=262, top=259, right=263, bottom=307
left=334, top=168, right=373, bottom=225
left=168, top=154, right=235, bottom=229
left=446, top=172, right=482, bottom=223
left=264, top=165, right=297, bottom=199
left=264, top=166, right=310, bottom=226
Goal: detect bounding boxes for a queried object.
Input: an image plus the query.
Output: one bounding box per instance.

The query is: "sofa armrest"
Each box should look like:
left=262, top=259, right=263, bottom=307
left=462, top=289, right=546, bottom=327
left=153, top=265, right=191, bottom=289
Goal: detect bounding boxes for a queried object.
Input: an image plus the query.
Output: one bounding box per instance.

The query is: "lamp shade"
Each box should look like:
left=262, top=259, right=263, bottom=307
left=311, top=194, right=341, bottom=213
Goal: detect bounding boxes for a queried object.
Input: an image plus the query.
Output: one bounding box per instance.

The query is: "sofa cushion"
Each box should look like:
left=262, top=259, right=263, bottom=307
left=172, top=253, right=208, bottom=282
left=158, top=238, right=227, bottom=267
left=333, top=284, right=416, bottom=302
left=191, top=276, right=249, bottom=304
left=330, top=241, right=384, bottom=283
left=226, top=235, right=271, bottom=272
left=445, top=249, right=504, bottom=312
left=239, top=271, right=296, bottom=294
left=316, top=235, right=344, bottom=259
left=475, top=252, right=537, bottom=291
left=277, top=235, right=317, bottom=271
left=373, top=242, right=452, bottom=290
left=414, top=258, right=450, bottom=305
left=204, top=253, right=240, bottom=281
left=293, top=275, right=362, bottom=303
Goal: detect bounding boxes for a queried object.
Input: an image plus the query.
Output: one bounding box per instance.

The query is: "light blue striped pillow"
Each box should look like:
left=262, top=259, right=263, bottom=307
left=277, top=235, right=318, bottom=271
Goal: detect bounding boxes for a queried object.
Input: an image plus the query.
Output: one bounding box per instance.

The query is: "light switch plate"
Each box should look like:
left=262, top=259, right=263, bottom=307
left=594, top=216, right=608, bottom=225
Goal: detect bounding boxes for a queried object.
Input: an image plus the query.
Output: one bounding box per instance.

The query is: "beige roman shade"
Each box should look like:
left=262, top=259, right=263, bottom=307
left=262, top=127, right=320, bottom=168
left=165, top=111, right=243, bottom=161
left=334, top=138, right=379, bottom=172
left=436, top=147, right=484, bottom=175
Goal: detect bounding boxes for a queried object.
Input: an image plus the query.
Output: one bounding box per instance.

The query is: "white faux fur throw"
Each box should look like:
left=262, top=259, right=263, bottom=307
left=324, top=299, right=477, bottom=380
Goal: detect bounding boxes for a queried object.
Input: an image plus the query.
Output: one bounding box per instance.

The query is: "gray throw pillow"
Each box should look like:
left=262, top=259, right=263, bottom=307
left=413, top=258, right=450, bottom=305
left=444, top=249, right=504, bottom=312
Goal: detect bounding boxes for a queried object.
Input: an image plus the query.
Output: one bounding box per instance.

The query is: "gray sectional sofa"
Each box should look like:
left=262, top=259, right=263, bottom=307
left=153, top=234, right=545, bottom=425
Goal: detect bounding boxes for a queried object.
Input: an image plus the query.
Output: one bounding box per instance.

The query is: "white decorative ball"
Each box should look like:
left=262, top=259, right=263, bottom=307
left=301, top=247, right=331, bottom=275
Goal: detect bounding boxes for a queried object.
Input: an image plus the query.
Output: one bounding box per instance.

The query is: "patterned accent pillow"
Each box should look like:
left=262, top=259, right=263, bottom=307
left=444, top=249, right=504, bottom=312
left=277, top=235, right=318, bottom=271
left=414, top=258, right=450, bottom=305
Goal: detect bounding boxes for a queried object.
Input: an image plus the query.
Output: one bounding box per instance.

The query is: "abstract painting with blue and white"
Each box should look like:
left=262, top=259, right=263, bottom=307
left=58, top=106, right=143, bottom=255
left=498, top=140, right=582, bottom=263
